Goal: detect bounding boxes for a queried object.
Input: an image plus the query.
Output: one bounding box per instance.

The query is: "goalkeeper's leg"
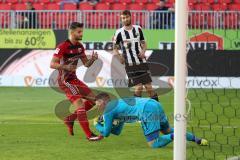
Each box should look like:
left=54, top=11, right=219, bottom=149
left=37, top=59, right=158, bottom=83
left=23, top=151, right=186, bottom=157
left=161, top=127, right=209, bottom=146
left=147, top=126, right=208, bottom=148
left=148, top=132, right=208, bottom=148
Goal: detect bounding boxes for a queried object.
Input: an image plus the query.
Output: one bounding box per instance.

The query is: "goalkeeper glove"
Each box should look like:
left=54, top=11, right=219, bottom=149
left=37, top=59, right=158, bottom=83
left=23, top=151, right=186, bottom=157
left=93, top=115, right=104, bottom=126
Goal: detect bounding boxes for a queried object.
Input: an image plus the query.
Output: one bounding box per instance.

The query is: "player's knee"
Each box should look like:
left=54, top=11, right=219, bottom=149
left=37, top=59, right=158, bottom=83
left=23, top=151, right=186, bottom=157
left=72, top=98, right=84, bottom=108
left=134, top=85, right=143, bottom=96
left=151, top=139, right=166, bottom=148
left=144, top=83, right=154, bottom=92
left=161, top=127, right=173, bottom=135
left=135, top=85, right=143, bottom=92
left=150, top=136, right=172, bottom=148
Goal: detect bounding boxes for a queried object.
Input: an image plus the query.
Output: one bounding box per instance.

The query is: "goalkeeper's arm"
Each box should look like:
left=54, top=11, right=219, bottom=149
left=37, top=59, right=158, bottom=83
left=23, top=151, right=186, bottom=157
left=95, top=114, right=113, bottom=137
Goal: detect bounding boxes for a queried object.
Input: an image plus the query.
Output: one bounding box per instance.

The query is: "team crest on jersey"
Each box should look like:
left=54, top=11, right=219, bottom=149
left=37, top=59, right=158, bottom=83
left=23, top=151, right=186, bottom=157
left=78, top=48, right=82, bottom=53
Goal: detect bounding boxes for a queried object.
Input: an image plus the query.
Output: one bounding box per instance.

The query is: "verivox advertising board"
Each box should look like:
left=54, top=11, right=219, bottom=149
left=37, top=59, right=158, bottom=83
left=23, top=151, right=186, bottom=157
left=1, top=75, right=240, bottom=89
left=0, top=49, right=240, bottom=88
left=0, top=29, right=239, bottom=88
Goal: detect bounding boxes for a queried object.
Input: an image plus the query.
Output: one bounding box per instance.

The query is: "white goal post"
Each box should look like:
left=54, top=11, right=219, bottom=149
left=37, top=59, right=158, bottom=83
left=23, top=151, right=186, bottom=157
left=174, top=0, right=188, bottom=160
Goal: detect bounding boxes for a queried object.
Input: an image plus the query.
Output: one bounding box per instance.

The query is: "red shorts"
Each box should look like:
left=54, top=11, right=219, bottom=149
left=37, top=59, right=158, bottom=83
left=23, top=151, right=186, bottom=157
left=59, top=79, right=92, bottom=103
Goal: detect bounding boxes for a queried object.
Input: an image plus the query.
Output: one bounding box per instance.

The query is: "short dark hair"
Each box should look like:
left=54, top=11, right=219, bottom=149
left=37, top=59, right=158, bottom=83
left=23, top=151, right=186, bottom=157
left=96, top=92, right=110, bottom=100
left=121, top=10, right=131, bottom=16
left=69, top=22, right=83, bottom=30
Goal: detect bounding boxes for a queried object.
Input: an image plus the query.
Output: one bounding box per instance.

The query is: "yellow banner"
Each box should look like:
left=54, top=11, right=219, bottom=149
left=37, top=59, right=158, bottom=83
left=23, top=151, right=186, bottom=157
left=0, top=29, right=56, bottom=49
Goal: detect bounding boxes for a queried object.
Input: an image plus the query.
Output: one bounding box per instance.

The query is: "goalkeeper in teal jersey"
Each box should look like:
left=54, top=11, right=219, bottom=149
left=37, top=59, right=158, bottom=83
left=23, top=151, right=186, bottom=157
left=91, top=92, right=208, bottom=148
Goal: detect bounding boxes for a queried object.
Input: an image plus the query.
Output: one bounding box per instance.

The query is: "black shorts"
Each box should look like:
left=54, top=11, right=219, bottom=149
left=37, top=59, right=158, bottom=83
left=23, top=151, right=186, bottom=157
left=125, top=63, right=152, bottom=87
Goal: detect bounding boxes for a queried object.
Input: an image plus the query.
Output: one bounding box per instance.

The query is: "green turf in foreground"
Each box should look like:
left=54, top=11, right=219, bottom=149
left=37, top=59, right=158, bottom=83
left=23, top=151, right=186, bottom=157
left=0, top=87, right=239, bottom=160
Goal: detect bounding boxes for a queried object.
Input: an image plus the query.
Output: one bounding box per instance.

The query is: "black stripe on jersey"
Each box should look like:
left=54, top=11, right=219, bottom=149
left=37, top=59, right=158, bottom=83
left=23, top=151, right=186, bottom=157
left=128, top=46, right=136, bottom=64
left=133, top=27, right=142, bottom=63
left=132, top=27, right=138, bottom=38
left=124, top=30, right=130, bottom=39
left=124, top=30, right=136, bottom=64
left=116, top=32, right=122, bottom=45
left=122, top=47, right=127, bottom=60
left=132, top=27, right=143, bottom=63
left=138, top=28, right=145, bottom=41
left=135, top=42, right=143, bottom=63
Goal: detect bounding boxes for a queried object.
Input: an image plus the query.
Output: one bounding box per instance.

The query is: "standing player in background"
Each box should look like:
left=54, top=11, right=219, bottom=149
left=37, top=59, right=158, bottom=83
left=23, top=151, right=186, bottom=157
left=50, top=22, right=103, bottom=141
left=113, top=10, right=159, bottom=101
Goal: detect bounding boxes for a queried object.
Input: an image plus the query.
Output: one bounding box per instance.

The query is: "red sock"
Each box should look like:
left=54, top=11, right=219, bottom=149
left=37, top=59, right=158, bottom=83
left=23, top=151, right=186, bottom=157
left=77, top=107, right=92, bottom=138
left=64, top=100, right=93, bottom=122
left=84, top=100, right=95, bottom=111
left=64, top=110, right=77, bottom=123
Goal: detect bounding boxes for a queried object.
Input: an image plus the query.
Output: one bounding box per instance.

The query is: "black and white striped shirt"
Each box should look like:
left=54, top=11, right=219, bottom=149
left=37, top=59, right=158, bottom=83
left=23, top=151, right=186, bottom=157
left=113, top=25, right=147, bottom=66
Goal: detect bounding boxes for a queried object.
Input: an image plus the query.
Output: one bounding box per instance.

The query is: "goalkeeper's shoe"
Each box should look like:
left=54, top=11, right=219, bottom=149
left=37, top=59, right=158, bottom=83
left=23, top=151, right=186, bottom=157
left=198, top=139, right=208, bottom=146
left=64, top=119, right=74, bottom=136
left=87, top=133, right=103, bottom=141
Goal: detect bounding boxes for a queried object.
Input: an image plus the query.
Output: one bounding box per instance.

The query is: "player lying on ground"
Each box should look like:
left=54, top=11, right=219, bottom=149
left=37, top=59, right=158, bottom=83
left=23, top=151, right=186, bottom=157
left=89, top=92, right=208, bottom=148
left=50, top=22, right=102, bottom=141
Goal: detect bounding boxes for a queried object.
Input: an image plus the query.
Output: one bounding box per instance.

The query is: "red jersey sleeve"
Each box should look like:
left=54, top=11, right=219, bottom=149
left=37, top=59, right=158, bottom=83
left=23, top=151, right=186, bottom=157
left=53, top=43, right=66, bottom=58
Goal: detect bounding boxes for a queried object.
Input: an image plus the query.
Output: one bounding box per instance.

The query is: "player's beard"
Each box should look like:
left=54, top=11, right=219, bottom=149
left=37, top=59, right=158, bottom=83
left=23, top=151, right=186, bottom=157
left=76, top=37, right=82, bottom=41
left=125, top=20, right=131, bottom=26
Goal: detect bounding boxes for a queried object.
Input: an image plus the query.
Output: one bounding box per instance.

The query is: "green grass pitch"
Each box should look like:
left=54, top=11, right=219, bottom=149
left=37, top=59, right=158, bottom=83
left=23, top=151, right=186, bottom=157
left=0, top=87, right=239, bottom=160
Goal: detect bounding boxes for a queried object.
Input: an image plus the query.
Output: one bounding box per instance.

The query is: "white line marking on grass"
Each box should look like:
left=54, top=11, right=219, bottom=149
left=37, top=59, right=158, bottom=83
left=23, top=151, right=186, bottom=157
left=226, top=156, right=240, bottom=160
